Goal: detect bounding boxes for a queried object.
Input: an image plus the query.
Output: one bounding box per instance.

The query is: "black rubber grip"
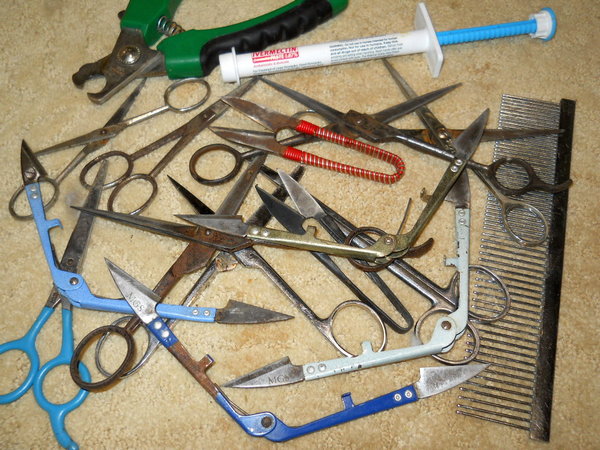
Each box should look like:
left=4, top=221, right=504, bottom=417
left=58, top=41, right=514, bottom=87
left=200, top=0, right=334, bottom=75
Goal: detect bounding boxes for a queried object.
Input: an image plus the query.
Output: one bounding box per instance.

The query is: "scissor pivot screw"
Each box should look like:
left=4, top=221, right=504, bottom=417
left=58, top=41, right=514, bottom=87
left=383, top=236, right=394, bottom=245
left=404, top=390, right=413, bottom=399
left=261, top=417, right=273, bottom=428
left=69, top=277, right=79, bottom=285
left=441, top=320, right=452, bottom=330
left=394, top=393, right=402, bottom=401
left=117, top=45, right=141, bottom=65
left=24, top=168, right=36, bottom=180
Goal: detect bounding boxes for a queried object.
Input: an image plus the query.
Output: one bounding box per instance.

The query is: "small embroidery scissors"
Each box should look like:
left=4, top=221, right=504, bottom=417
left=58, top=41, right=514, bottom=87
left=78, top=78, right=254, bottom=215
left=0, top=152, right=108, bottom=449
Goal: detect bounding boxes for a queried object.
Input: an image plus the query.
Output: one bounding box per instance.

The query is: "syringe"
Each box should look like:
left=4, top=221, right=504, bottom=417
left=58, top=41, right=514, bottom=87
left=219, top=2, right=556, bottom=82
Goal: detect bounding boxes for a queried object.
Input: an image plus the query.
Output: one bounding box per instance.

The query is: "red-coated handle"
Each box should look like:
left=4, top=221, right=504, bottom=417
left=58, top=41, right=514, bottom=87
left=291, top=120, right=405, bottom=184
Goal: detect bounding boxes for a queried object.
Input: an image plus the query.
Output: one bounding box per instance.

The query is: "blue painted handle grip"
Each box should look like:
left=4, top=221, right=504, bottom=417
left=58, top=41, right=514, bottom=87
left=438, top=8, right=557, bottom=45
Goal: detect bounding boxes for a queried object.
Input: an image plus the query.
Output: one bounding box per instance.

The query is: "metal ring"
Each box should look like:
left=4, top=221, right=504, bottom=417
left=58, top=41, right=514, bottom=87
left=189, top=144, right=243, bottom=185
left=344, top=226, right=393, bottom=272
left=328, top=300, right=387, bottom=357
left=107, top=173, right=158, bottom=215
left=79, top=151, right=133, bottom=190
left=8, top=176, right=59, bottom=220
left=70, top=325, right=135, bottom=391
left=467, top=265, right=512, bottom=323
left=487, top=157, right=537, bottom=197
left=164, top=78, right=210, bottom=113
left=94, top=316, right=136, bottom=377
left=502, top=201, right=548, bottom=247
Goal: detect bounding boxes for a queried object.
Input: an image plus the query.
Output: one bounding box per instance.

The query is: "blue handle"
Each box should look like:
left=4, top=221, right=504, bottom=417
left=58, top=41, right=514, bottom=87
left=215, top=385, right=419, bottom=442
left=438, top=8, right=557, bottom=45
left=0, top=306, right=53, bottom=404
left=33, top=309, right=90, bottom=450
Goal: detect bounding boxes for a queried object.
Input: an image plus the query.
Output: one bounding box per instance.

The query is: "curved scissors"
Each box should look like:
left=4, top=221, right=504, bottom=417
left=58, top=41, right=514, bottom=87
left=259, top=73, right=571, bottom=246
left=0, top=155, right=108, bottom=449
left=78, top=79, right=260, bottom=215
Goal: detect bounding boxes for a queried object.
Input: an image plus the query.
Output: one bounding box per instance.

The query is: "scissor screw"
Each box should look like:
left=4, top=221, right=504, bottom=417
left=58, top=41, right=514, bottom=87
left=203, top=310, right=210, bottom=316
left=117, top=45, right=141, bottom=65
left=394, top=393, right=402, bottom=401
left=192, top=309, right=199, bottom=315
left=261, top=417, right=273, bottom=428
left=441, top=320, right=452, bottom=330
left=69, top=277, right=79, bottom=285
left=404, top=390, right=413, bottom=399
left=383, top=236, right=394, bottom=245
left=24, top=168, right=36, bottom=180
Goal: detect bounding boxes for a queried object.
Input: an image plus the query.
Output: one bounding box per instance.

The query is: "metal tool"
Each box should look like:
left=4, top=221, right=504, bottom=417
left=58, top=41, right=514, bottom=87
left=181, top=109, right=488, bottom=264
left=72, top=0, right=348, bottom=103
left=0, top=159, right=108, bottom=449
left=7, top=81, right=144, bottom=220
left=92, top=165, right=304, bottom=379
left=78, top=78, right=256, bottom=215
left=455, top=95, right=575, bottom=441
left=258, top=72, right=571, bottom=246
left=107, top=257, right=488, bottom=442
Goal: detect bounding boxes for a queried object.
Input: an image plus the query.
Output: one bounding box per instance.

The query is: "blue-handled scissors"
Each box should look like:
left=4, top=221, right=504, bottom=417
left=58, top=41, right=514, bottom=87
left=0, top=145, right=108, bottom=449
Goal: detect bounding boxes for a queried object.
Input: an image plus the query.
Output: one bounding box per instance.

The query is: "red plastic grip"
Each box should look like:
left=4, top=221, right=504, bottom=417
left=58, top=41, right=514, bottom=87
left=294, top=120, right=405, bottom=184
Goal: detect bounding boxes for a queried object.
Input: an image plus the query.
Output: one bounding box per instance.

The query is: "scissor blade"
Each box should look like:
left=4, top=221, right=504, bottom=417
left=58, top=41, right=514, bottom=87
left=105, top=259, right=161, bottom=325
left=216, top=300, right=292, bottom=324
left=453, top=110, right=489, bottom=160
left=210, top=126, right=282, bottom=154
left=176, top=215, right=249, bottom=236
left=415, top=364, right=488, bottom=398
left=278, top=170, right=325, bottom=220
left=20, top=140, right=47, bottom=184
left=256, top=187, right=307, bottom=235
left=167, top=176, right=214, bottom=215
left=221, top=96, right=297, bottom=131
left=444, top=171, right=470, bottom=208
left=223, top=356, right=304, bottom=388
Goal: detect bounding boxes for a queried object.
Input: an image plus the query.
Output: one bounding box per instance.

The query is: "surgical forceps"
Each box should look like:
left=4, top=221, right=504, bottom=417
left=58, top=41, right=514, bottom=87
left=259, top=74, right=572, bottom=246
left=0, top=157, right=107, bottom=449
left=78, top=78, right=253, bottom=215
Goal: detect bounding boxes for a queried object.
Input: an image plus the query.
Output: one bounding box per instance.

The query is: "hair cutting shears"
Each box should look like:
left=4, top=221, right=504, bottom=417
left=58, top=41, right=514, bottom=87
left=72, top=0, right=348, bottom=104
left=0, top=153, right=109, bottom=449
left=258, top=72, right=571, bottom=246
left=107, top=257, right=488, bottom=442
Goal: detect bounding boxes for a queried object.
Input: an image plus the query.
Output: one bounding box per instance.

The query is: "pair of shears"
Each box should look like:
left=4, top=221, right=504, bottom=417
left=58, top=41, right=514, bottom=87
left=0, top=153, right=108, bottom=449
left=73, top=0, right=348, bottom=103
left=210, top=83, right=460, bottom=183
left=259, top=69, right=571, bottom=246
left=108, top=257, right=488, bottom=442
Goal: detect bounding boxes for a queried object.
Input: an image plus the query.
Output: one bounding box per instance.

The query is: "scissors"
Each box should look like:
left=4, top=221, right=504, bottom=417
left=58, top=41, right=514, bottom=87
left=107, top=258, right=487, bottom=442
left=209, top=83, right=461, bottom=184
left=0, top=154, right=109, bottom=449
left=72, top=0, right=348, bottom=104
left=79, top=168, right=387, bottom=358
left=258, top=72, right=571, bottom=246
left=78, top=78, right=255, bottom=215
left=7, top=81, right=143, bottom=220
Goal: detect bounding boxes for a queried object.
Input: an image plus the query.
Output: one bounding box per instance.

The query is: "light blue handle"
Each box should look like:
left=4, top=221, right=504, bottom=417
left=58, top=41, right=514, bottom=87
left=0, top=306, right=53, bottom=404
left=438, top=8, right=557, bottom=45
left=33, top=309, right=90, bottom=450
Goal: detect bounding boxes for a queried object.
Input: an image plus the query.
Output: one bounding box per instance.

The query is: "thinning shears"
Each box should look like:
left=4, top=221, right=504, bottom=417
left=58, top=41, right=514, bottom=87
left=0, top=153, right=108, bottom=449
left=259, top=71, right=571, bottom=246
left=72, top=0, right=348, bottom=103
left=108, top=258, right=488, bottom=442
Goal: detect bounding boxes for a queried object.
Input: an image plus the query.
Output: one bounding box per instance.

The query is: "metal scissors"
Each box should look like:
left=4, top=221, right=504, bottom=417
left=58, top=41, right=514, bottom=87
left=258, top=71, right=571, bottom=246
left=0, top=153, right=108, bottom=449
left=107, top=258, right=487, bottom=442
left=78, top=78, right=254, bottom=215
left=7, top=81, right=143, bottom=220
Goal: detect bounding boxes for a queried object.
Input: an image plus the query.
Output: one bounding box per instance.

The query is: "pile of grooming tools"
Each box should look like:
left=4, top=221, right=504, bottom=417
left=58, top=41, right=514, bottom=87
left=1, top=1, right=573, bottom=448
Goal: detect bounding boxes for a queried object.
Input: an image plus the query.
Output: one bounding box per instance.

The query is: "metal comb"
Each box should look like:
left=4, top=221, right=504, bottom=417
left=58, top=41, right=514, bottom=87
left=455, top=95, right=575, bottom=441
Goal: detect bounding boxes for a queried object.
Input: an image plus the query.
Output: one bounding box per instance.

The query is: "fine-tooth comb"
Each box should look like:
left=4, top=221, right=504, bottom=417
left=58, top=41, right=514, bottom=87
left=456, top=95, right=575, bottom=441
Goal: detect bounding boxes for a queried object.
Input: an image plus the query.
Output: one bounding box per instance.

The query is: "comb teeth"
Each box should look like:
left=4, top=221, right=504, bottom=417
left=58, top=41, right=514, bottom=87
left=455, top=95, right=574, bottom=442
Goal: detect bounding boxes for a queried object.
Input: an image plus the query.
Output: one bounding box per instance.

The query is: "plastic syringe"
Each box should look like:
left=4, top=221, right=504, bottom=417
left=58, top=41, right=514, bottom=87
left=219, top=2, right=556, bottom=82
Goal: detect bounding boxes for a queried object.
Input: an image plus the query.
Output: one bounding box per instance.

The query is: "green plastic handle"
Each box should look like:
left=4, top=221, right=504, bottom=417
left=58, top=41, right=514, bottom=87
left=125, top=0, right=348, bottom=79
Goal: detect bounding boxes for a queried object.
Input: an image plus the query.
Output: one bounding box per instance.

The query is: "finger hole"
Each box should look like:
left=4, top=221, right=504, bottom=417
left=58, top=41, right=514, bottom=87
left=9, top=177, right=59, bottom=220
left=467, top=265, right=511, bottom=323
left=70, top=325, right=135, bottom=392
left=189, top=144, right=242, bottom=185
left=503, top=203, right=548, bottom=246
left=80, top=151, right=132, bottom=189
left=165, top=78, right=210, bottom=112
left=488, top=158, right=535, bottom=194
left=344, top=226, right=393, bottom=272
left=330, top=300, right=387, bottom=356
left=0, top=349, right=31, bottom=396
left=107, top=174, right=157, bottom=215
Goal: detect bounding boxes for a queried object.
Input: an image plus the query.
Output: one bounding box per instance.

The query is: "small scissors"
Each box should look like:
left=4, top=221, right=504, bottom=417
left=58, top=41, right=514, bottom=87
left=259, top=73, right=572, bottom=246
left=7, top=81, right=143, bottom=220
left=0, top=153, right=108, bottom=449
left=79, top=78, right=255, bottom=215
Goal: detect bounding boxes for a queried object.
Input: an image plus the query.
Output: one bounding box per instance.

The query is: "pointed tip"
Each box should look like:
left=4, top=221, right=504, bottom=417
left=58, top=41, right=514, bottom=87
left=222, top=356, right=303, bottom=388
left=218, top=299, right=294, bottom=323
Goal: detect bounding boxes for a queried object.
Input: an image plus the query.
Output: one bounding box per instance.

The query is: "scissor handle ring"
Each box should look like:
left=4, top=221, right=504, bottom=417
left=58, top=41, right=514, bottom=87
left=8, top=177, right=59, bottom=221
left=70, top=325, right=135, bottom=391
left=344, top=226, right=394, bottom=272
left=79, top=150, right=133, bottom=190
left=189, top=144, right=243, bottom=186
left=107, top=173, right=158, bottom=215
left=327, top=300, right=387, bottom=357
left=164, top=78, right=210, bottom=113
left=460, top=265, right=512, bottom=323
left=501, top=200, right=548, bottom=247
left=414, top=307, right=481, bottom=365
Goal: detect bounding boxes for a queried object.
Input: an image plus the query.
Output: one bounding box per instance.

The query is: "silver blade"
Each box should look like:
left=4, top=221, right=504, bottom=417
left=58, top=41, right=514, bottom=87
left=223, top=356, right=304, bottom=388
left=105, top=259, right=161, bottom=325
left=278, top=170, right=324, bottom=220
left=176, top=214, right=249, bottom=236
left=216, top=299, right=293, bottom=324
left=414, top=363, right=488, bottom=398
